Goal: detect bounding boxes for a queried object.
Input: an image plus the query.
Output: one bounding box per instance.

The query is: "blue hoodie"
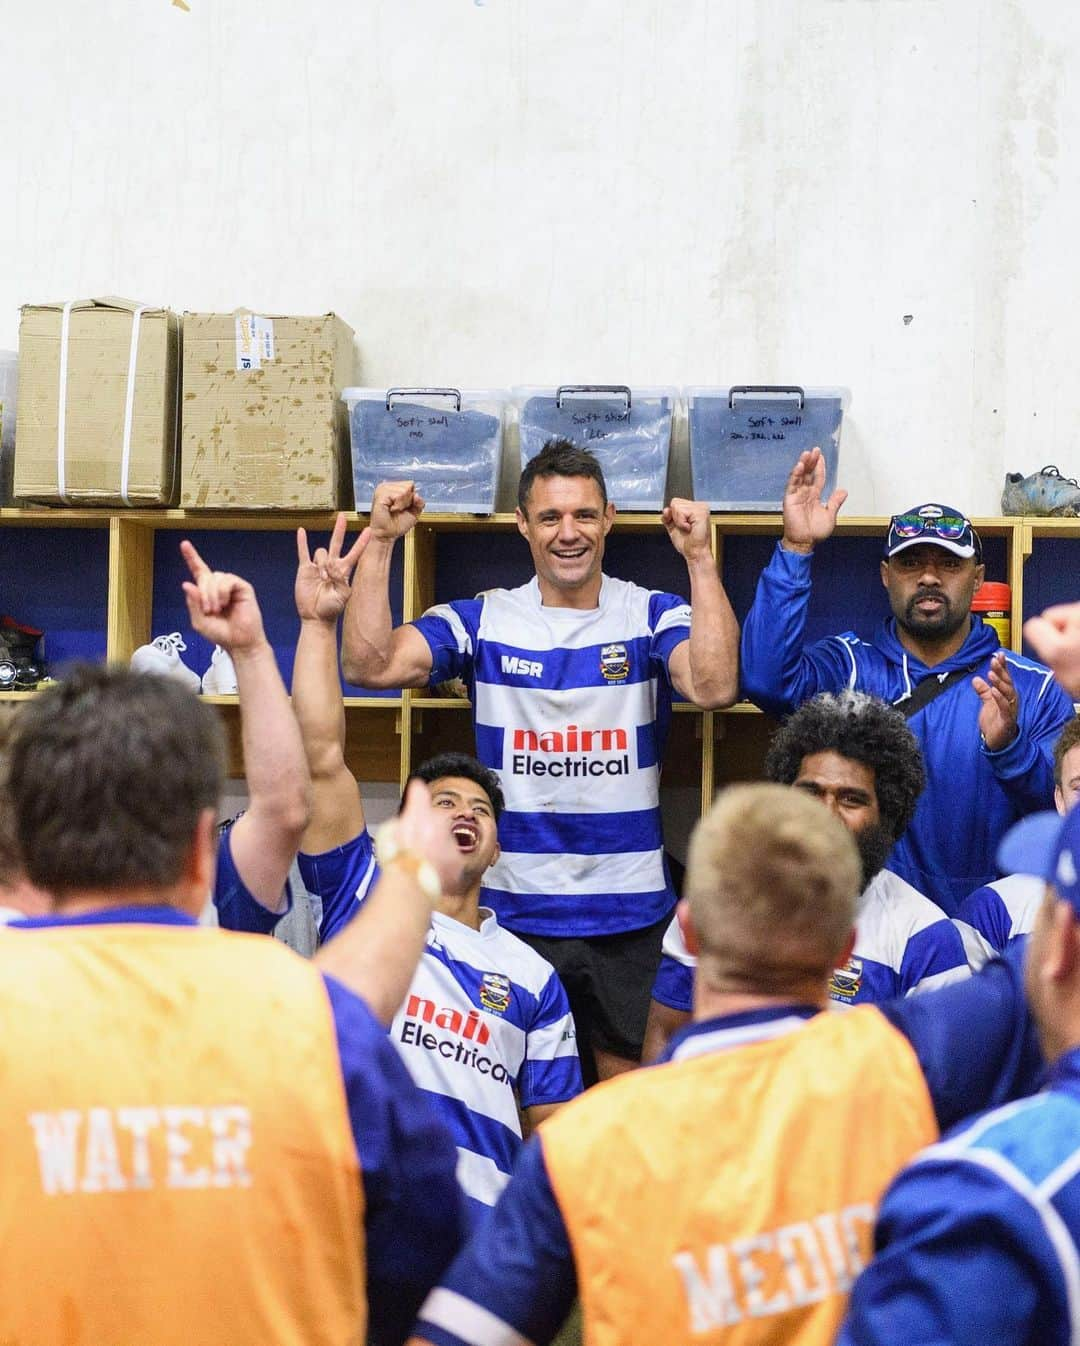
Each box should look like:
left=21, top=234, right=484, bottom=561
left=741, top=542, right=1074, bottom=914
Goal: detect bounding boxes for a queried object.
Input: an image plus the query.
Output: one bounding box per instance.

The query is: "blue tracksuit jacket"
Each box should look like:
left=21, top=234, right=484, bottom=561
left=741, top=543, right=1074, bottom=914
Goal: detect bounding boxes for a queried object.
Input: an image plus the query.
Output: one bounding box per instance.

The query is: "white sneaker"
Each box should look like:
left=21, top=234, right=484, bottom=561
left=201, top=645, right=238, bottom=695
left=130, top=633, right=201, bottom=690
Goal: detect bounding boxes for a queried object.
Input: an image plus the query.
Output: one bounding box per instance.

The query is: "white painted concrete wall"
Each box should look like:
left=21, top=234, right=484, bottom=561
left=3, top=0, right=1078, bottom=513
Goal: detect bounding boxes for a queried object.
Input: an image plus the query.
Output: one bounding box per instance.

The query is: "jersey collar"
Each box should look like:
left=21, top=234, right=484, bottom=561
left=660, top=1003, right=820, bottom=1065
left=12, top=904, right=198, bottom=930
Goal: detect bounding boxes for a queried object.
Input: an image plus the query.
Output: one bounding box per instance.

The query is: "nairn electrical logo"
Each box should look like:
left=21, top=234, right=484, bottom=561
left=510, top=724, right=631, bottom=778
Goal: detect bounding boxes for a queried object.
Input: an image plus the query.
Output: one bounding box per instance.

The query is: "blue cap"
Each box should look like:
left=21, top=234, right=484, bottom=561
left=997, top=806, right=1080, bottom=911
left=884, top=503, right=982, bottom=562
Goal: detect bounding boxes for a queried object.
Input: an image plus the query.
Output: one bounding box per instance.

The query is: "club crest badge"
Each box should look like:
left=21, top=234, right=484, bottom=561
left=480, top=972, right=511, bottom=1015
left=828, top=956, right=863, bottom=1001
left=600, top=643, right=630, bottom=682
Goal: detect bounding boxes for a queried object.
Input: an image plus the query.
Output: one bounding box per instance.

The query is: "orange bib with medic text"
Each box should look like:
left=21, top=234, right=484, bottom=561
left=0, top=921, right=365, bottom=1346
left=541, top=1007, right=938, bottom=1346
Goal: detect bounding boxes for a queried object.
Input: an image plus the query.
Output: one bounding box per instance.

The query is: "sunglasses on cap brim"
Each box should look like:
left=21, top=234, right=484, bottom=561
left=890, top=513, right=971, bottom=541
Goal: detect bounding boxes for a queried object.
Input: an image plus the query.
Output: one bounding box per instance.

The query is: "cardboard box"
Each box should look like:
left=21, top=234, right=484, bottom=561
left=14, top=298, right=179, bottom=506
left=181, top=311, right=354, bottom=509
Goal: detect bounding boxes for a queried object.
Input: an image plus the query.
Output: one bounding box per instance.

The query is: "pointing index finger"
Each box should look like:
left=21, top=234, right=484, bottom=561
left=180, top=539, right=209, bottom=580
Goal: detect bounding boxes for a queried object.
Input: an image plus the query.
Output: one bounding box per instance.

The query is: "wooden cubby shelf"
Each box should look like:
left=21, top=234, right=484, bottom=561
left=2, top=507, right=1072, bottom=812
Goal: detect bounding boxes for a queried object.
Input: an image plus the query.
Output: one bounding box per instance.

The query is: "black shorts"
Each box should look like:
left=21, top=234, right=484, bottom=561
left=519, top=912, right=670, bottom=1066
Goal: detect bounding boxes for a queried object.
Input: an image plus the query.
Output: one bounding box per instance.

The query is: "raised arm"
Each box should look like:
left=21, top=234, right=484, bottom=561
left=740, top=448, right=852, bottom=714
left=293, top=515, right=369, bottom=855
left=181, top=540, right=309, bottom=915
left=662, top=499, right=739, bottom=708
left=315, top=780, right=468, bottom=1024
left=341, top=480, right=435, bottom=689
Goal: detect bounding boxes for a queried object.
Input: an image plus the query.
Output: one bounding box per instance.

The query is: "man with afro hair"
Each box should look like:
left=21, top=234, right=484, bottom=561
left=647, top=691, right=968, bottom=1056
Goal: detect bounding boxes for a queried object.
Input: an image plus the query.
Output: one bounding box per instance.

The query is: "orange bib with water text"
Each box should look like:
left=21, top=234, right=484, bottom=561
left=0, top=921, right=366, bottom=1346
left=541, top=1007, right=938, bottom=1346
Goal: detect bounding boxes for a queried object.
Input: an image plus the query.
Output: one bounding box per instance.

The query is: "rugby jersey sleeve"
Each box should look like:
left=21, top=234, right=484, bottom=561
left=955, top=884, right=1013, bottom=967
left=650, top=913, right=695, bottom=1012
left=897, top=917, right=970, bottom=997
left=212, top=823, right=291, bottom=935
left=413, top=1135, right=578, bottom=1346
left=518, top=969, right=583, bottom=1109
left=838, top=1154, right=1060, bottom=1346
left=412, top=599, right=483, bottom=688
left=647, top=591, right=692, bottom=673
left=323, top=972, right=466, bottom=1346
left=879, top=943, right=1043, bottom=1131
left=298, top=830, right=380, bottom=945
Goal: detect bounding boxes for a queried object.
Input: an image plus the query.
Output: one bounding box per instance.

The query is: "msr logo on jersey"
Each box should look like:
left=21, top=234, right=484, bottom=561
left=500, top=655, right=544, bottom=678
left=510, top=724, right=631, bottom=778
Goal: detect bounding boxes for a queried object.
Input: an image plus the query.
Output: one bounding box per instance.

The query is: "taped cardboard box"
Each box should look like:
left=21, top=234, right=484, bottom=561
left=181, top=311, right=354, bottom=509
left=14, top=298, right=179, bottom=506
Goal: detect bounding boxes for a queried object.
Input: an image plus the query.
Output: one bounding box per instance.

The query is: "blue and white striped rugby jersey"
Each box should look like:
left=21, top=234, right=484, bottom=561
left=954, top=872, right=1042, bottom=969
left=298, top=832, right=582, bottom=1226
left=412, top=575, right=691, bottom=938
left=652, top=868, right=970, bottom=1012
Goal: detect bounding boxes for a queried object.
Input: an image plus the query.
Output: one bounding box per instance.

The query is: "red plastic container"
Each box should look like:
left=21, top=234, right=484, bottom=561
left=972, top=581, right=1011, bottom=646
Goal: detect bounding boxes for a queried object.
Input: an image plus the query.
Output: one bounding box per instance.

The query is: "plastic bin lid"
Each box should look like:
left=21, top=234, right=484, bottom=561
left=341, top=386, right=507, bottom=406
left=684, top=385, right=851, bottom=410
left=511, top=384, right=677, bottom=402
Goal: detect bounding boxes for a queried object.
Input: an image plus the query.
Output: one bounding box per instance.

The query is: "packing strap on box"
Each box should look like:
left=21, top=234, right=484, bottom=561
left=56, top=299, right=151, bottom=504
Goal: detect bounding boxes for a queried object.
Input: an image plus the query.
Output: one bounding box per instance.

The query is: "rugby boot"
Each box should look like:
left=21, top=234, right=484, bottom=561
left=1001, top=465, right=1080, bottom=517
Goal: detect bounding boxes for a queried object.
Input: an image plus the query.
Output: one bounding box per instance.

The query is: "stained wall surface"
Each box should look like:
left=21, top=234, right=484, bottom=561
left=3, top=0, right=1078, bottom=512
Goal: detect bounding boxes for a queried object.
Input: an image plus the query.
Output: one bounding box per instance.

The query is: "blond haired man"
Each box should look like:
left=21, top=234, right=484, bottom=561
left=409, top=784, right=1042, bottom=1346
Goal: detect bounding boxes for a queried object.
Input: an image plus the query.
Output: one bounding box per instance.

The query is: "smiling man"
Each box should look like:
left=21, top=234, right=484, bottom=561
left=741, top=449, right=1074, bottom=914
left=283, top=519, right=582, bottom=1225
left=342, top=440, right=739, bottom=1081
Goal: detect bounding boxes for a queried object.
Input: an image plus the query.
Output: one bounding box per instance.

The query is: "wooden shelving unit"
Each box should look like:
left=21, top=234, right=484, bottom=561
left=2, top=507, right=1071, bottom=810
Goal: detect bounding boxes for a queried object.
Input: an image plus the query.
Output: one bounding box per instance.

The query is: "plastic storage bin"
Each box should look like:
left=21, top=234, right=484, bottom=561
left=514, top=384, right=675, bottom=510
left=0, top=352, right=16, bottom=506
left=344, top=387, right=505, bottom=514
left=686, top=385, right=850, bottom=511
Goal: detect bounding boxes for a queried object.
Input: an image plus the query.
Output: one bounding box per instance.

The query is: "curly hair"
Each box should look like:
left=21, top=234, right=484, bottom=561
left=764, top=691, right=926, bottom=843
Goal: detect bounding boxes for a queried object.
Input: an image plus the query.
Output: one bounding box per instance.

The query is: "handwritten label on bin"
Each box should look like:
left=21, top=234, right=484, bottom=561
left=688, top=395, right=844, bottom=510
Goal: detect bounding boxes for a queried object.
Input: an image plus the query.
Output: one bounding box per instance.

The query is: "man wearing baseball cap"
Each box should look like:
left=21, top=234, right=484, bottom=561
left=838, top=803, right=1080, bottom=1345
left=741, top=448, right=1074, bottom=914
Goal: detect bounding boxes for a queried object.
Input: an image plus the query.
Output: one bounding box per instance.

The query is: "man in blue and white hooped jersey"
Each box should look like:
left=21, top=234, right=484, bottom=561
left=647, top=691, right=969, bottom=1057
left=292, top=517, right=583, bottom=1226
left=342, top=441, right=740, bottom=1081
left=956, top=713, right=1080, bottom=968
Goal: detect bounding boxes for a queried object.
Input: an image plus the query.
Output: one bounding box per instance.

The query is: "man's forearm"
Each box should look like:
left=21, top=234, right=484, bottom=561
left=236, top=639, right=310, bottom=833
left=341, top=538, right=398, bottom=685
left=316, top=861, right=434, bottom=1025
left=294, top=617, right=347, bottom=770
left=685, top=552, right=740, bottom=708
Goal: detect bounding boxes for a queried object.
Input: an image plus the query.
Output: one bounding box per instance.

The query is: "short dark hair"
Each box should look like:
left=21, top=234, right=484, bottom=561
left=8, top=665, right=225, bottom=898
left=0, top=707, right=23, bottom=886
left=517, top=438, right=608, bottom=514
left=1054, top=715, right=1080, bottom=788
left=404, top=752, right=504, bottom=823
left=764, top=691, right=926, bottom=843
